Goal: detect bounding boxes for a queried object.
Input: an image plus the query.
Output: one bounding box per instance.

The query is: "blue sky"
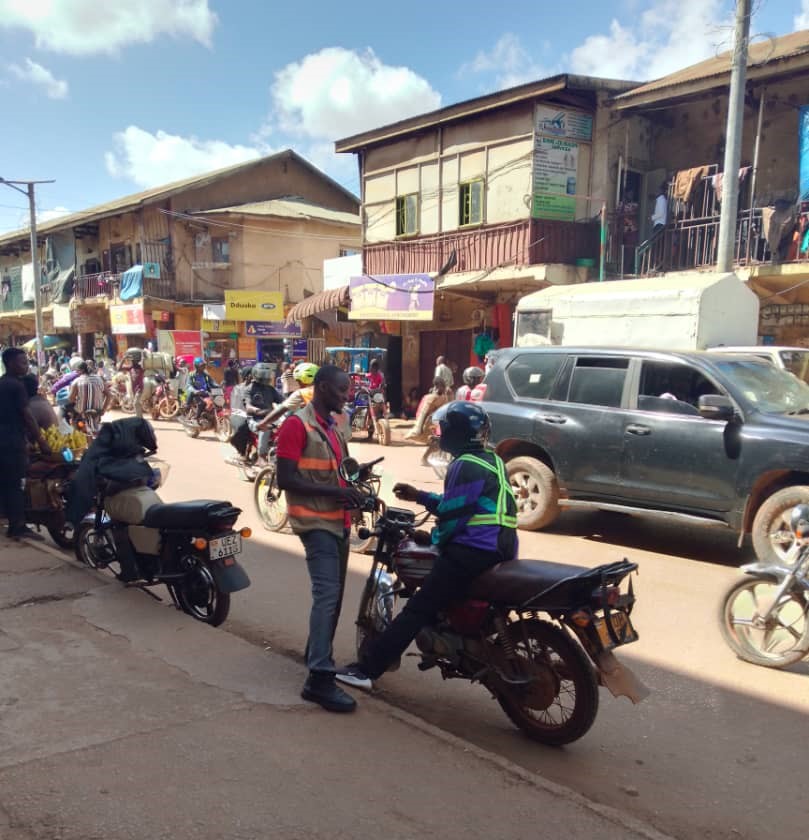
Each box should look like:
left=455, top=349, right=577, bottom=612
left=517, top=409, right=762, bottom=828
left=0, top=0, right=805, bottom=233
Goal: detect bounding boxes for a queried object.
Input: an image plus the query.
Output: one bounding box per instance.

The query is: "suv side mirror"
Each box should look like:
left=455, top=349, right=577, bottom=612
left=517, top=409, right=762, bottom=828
left=698, top=394, right=735, bottom=422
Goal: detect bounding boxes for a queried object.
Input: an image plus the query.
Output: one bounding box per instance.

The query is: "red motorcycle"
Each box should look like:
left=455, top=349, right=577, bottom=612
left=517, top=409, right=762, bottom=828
left=343, top=456, right=648, bottom=746
left=182, top=386, right=229, bottom=439
left=150, top=373, right=180, bottom=420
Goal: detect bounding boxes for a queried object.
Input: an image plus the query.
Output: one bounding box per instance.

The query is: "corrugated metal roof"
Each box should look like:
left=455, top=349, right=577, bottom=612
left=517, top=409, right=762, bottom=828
left=194, top=198, right=360, bottom=227
left=0, top=149, right=359, bottom=247
left=615, top=29, right=809, bottom=108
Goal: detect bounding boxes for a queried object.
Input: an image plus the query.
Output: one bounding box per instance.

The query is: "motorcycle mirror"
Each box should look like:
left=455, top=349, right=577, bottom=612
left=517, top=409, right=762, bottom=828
left=339, top=457, right=361, bottom=483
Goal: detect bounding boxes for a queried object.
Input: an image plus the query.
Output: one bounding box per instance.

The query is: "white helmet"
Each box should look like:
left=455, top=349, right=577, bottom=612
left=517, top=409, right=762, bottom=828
left=69, top=356, right=83, bottom=371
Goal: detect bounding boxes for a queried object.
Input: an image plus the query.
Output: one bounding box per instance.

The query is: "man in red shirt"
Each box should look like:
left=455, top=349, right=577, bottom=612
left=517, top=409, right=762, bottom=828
left=276, top=365, right=364, bottom=712
left=367, top=359, right=384, bottom=391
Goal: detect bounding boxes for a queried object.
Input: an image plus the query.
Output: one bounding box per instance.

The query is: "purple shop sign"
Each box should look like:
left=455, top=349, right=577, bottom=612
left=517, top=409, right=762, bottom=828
left=349, top=273, right=434, bottom=321
left=292, top=338, right=308, bottom=357
left=245, top=320, right=301, bottom=337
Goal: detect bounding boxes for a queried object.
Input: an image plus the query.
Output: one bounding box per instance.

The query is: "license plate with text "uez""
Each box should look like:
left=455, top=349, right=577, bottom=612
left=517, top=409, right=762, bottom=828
left=209, top=533, right=242, bottom=560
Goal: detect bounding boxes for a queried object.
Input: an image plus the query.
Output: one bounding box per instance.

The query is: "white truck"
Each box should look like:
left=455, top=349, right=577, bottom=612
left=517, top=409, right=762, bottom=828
left=514, top=272, right=760, bottom=350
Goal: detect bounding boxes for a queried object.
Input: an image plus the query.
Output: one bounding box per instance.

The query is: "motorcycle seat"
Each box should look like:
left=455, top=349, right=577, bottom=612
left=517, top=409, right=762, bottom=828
left=142, top=500, right=239, bottom=530
left=468, top=559, right=594, bottom=607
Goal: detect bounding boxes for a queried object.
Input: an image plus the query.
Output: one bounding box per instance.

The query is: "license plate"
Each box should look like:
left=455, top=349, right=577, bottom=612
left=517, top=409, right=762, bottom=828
left=594, top=612, right=638, bottom=649
left=209, top=533, right=242, bottom=560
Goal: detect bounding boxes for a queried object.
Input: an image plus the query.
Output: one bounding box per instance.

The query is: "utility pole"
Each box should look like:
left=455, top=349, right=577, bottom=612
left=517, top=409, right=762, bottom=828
left=0, top=177, right=54, bottom=366
left=716, top=0, right=752, bottom=273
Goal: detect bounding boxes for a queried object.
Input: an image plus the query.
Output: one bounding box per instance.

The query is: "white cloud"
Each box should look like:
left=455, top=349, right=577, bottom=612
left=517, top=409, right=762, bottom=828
left=568, top=0, right=731, bottom=81
left=460, top=33, right=550, bottom=89
left=104, top=126, right=261, bottom=189
left=8, top=58, right=68, bottom=99
left=796, top=0, right=809, bottom=29
left=0, top=0, right=216, bottom=55
left=38, top=206, right=70, bottom=222
left=271, top=47, right=441, bottom=140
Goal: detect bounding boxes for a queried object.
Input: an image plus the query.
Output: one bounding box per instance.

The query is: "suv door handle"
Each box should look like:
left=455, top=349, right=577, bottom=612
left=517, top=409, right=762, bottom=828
left=626, top=424, right=651, bottom=436
left=541, top=414, right=568, bottom=424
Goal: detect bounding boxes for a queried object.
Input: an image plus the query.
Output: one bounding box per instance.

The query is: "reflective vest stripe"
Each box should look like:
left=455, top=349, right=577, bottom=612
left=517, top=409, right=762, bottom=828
left=458, top=453, right=518, bottom=528
left=286, top=504, right=345, bottom=521
left=298, top=456, right=335, bottom=470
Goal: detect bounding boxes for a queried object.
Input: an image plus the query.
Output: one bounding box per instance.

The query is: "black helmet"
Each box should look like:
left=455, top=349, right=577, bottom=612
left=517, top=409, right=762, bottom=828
left=252, top=362, right=273, bottom=384
left=462, top=366, right=484, bottom=387
left=433, top=400, right=490, bottom=456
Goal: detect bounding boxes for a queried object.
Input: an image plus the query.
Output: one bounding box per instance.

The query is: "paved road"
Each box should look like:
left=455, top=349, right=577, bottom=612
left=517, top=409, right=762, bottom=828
left=145, top=418, right=807, bottom=840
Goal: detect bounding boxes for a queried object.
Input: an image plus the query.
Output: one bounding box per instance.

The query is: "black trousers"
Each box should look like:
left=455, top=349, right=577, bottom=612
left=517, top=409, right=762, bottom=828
left=0, top=452, right=26, bottom=536
left=361, top=542, right=501, bottom=679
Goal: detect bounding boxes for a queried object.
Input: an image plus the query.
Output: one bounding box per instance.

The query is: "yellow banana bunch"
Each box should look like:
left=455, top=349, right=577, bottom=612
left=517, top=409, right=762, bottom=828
left=38, top=425, right=88, bottom=454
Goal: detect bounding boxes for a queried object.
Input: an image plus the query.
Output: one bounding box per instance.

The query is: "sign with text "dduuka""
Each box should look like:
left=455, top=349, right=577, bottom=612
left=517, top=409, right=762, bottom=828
left=224, top=291, right=284, bottom=322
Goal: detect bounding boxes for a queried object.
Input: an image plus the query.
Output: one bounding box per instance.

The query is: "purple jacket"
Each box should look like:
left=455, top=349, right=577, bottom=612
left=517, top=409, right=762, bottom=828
left=50, top=370, right=79, bottom=395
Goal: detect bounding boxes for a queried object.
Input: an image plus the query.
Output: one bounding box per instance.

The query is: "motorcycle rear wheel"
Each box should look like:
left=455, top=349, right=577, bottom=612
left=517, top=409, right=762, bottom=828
left=216, top=415, right=233, bottom=443
left=254, top=465, right=288, bottom=532
left=47, top=519, right=75, bottom=550
left=491, top=619, right=599, bottom=746
left=376, top=418, right=391, bottom=446
left=172, top=562, right=230, bottom=626
left=75, top=523, right=120, bottom=576
left=719, top=576, right=809, bottom=668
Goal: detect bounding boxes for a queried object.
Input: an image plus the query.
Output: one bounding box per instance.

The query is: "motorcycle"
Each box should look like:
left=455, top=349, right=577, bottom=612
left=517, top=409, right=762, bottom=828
left=108, top=372, right=135, bottom=413
left=343, top=457, right=648, bottom=745
left=180, top=387, right=228, bottom=439
left=348, top=385, right=391, bottom=446
left=720, top=502, right=809, bottom=668
left=74, top=458, right=251, bottom=626
left=254, top=451, right=383, bottom=554
left=150, top=373, right=180, bottom=420
left=25, top=456, right=79, bottom=548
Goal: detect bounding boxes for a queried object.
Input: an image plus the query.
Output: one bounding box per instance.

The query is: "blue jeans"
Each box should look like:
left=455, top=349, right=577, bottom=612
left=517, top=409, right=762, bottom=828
left=300, top=529, right=349, bottom=673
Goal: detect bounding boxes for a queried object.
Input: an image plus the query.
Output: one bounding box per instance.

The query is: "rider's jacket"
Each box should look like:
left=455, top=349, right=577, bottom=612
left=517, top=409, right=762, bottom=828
left=416, top=447, right=518, bottom=561
left=188, top=372, right=214, bottom=392
left=284, top=401, right=350, bottom=538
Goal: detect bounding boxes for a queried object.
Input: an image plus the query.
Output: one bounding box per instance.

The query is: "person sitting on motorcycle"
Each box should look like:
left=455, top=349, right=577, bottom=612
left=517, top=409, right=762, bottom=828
left=245, top=363, right=283, bottom=464
left=68, top=362, right=107, bottom=422
left=22, top=374, right=59, bottom=432
left=337, top=401, right=518, bottom=691
left=186, top=357, right=215, bottom=422
left=367, top=359, right=385, bottom=391
left=455, top=366, right=485, bottom=401
left=256, top=362, right=319, bottom=429
left=49, top=355, right=83, bottom=397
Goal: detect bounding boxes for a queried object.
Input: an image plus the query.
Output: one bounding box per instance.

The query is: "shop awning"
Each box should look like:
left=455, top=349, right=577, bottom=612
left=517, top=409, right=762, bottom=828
left=286, top=286, right=349, bottom=324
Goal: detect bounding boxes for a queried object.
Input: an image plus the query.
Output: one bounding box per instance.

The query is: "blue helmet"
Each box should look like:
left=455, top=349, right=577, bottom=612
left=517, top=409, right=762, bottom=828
left=193, top=357, right=205, bottom=369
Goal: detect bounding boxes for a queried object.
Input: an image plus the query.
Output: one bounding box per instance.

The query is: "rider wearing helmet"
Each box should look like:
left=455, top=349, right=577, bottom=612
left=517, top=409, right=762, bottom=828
left=337, top=401, right=518, bottom=690
left=257, top=362, right=319, bottom=428
left=186, top=357, right=215, bottom=421
left=244, top=362, right=283, bottom=463
left=455, top=366, right=485, bottom=401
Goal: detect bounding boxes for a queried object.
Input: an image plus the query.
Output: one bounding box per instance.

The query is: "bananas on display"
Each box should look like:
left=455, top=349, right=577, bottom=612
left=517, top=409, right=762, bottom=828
left=37, top=425, right=89, bottom=455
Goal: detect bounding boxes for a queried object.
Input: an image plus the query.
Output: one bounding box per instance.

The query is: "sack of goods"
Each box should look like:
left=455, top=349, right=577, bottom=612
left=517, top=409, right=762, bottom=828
left=104, top=486, right=162, bottom=524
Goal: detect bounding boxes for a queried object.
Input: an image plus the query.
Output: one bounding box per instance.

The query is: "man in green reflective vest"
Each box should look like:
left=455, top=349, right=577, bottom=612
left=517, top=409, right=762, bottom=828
left=337, top=401, right=518, bottom=690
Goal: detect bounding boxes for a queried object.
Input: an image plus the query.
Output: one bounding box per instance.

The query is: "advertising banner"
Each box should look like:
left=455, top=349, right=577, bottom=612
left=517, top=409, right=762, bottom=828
left=244, top=320, right=301, bottom=337
left=157, top=330, right=203, bottom=363
left=224, top=290, right=284, bottom=322
left=201, top=319, right=240, bottom=333
left=52, top=304, right=72, bottom=329
left=237, top=336, right=257, bottom=361
left=800, top=106, right=809, bottom=201
left=349, top=273, right=434, bottom=321
left=535, top=105, right=593, bottom=141
left=110, top=303, right=146, bottom=335
left=532, top=136, right=579, bottom=221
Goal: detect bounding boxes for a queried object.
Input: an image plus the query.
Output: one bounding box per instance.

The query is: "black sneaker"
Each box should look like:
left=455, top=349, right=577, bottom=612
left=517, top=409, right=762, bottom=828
left=335, top=663, right=373, bottom=691
left=301, top=672, right=357, bottom=713
left=8, top=527, right=45, bottom=543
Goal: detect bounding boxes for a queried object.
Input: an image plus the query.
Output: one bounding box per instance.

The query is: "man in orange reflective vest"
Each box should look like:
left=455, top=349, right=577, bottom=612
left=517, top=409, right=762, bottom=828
left=276, top=365, right=365, bottom=712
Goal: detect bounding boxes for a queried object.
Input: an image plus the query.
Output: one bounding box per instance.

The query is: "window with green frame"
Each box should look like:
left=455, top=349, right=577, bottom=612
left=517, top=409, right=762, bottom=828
left=459, top=179, right=484, bottom=226
left=395, top=193, right=419, bottom=236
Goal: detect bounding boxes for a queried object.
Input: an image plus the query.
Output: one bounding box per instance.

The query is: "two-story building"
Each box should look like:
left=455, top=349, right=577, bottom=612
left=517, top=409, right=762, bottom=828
left=0, top=150, right=360, bottom=364
left=336, top=75, right=637, bottom=393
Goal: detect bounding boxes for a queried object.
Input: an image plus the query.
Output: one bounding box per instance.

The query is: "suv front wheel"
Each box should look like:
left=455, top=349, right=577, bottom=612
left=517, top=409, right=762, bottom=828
left=752, top=485, right=809, bottom=564
left=506, top=456, right=560, bottom=531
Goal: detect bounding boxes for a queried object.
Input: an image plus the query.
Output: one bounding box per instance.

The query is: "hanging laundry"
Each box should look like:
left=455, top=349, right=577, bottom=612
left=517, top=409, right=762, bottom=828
left=672, top=166, right=711, bottom=203
left=712, top=166, right=752, bottom=203
left=761, top=202, right=796, bottom=259
left=474, top=332, right=496, bottom=362
left=119, top=265, right=144, bottom=302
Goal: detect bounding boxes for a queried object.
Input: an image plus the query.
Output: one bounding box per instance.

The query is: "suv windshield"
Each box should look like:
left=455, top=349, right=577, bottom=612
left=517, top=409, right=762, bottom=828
left=714, top=359, right=809, bottom=414
left=779, top=350, right=809, bottom=384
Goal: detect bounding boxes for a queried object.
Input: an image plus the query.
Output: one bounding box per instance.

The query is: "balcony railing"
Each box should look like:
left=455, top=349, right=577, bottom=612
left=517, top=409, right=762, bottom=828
left=363, top=219, right=599, bottom=277
left=73, top=270, right=176, bottom=301
left=635, top=208, right=771, bottom=276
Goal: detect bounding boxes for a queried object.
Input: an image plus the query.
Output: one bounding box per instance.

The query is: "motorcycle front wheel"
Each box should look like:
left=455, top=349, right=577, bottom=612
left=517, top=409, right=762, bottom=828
left=491, top=619, right=599, bottom=746
left=172, top=561, right=230, bottom=626
left=254, top=465, right=288, bottom=531
left=376, top=417, right=391, bottom=446
left=216, top=415, right=233, bottom=443
left=720, top=576, right=809, bottom=668
left=158, top=396, right=180, bottom=419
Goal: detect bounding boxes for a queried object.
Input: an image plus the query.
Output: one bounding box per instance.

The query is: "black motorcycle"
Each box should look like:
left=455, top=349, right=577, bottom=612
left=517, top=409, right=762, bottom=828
left=74, top=464, right=250, bottom=626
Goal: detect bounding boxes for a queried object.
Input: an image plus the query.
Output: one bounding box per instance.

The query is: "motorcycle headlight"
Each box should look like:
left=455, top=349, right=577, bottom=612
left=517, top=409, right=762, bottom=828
left=373, top=392, right=385, bottom=404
